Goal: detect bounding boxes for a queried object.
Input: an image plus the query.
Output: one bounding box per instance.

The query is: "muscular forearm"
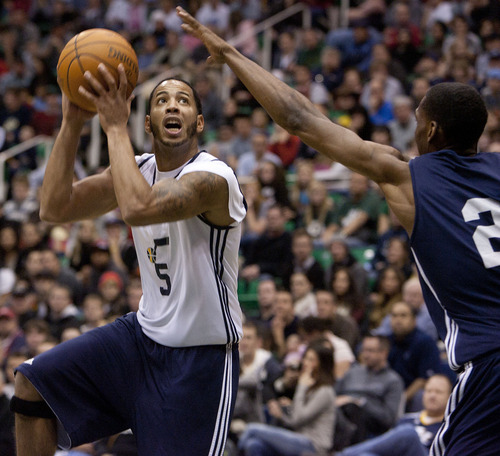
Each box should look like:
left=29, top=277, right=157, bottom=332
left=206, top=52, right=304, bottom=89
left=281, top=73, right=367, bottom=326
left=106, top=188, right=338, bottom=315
left=40, top=120, right=82, bottom=222
left=106, top=128, right=155, bottom=225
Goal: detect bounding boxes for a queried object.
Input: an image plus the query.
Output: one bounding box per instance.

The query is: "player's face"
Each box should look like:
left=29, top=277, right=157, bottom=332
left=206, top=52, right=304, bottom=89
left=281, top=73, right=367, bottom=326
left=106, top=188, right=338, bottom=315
left=147, top=80, right=204, bottom=148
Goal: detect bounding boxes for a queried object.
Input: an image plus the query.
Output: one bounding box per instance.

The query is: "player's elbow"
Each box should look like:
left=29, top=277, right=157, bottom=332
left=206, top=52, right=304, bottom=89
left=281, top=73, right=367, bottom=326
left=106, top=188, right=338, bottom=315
left=121, top=209, right=142, bottom=226
left=39, top=204, right=69, bottom=224
left=120, top=204, right=153, bottom=226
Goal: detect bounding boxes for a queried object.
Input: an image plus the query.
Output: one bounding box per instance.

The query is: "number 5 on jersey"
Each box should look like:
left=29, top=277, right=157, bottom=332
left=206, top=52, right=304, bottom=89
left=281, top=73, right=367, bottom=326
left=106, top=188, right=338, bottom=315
left=147, top=237, right=171, bottom=296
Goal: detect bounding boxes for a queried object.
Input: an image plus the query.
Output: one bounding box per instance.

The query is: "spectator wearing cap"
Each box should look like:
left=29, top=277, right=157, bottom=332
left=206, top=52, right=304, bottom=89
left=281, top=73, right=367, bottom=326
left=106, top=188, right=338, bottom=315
left=44, top=283, right=82, bottom=341
left=0, top=307, right=26, bottom=365
left=98, top=271, right=128, bottom=319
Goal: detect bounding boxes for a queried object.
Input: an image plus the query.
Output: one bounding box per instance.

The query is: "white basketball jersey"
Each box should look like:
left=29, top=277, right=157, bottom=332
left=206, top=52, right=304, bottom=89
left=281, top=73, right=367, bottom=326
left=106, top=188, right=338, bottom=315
left=132, top=152, right=246, bottom=347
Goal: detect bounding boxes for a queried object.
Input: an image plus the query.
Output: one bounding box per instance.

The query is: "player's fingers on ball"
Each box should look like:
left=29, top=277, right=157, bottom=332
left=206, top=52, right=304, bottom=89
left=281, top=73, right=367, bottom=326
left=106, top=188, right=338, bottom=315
left=117, top=64, right=128, bottom=92
left=84, top=71, right=106, bottom=94
left=98, top=64, right=117, bottom=89
left=78, top=85, right=96, bottom=101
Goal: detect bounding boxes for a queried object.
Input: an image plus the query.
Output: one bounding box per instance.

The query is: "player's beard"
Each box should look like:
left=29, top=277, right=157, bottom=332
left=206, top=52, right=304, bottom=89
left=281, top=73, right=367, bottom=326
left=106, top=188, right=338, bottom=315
left=151, top=119, right=198, bottom=148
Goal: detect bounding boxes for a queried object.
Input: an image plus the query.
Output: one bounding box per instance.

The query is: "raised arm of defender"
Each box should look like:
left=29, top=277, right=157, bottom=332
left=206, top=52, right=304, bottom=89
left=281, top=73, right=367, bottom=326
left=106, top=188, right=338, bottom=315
left=177, top=7, right=416, bottom=233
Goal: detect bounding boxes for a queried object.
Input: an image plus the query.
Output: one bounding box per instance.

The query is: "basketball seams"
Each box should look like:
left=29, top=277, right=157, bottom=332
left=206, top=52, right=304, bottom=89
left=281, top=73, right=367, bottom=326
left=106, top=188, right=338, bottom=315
left=57, top=42, right=136, bottom=70
left=57, top=28, right=139, bottom=112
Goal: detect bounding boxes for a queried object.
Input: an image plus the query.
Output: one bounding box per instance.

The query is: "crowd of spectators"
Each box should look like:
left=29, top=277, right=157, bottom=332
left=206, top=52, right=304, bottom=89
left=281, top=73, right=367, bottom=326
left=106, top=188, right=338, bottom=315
left=1, top=0, right=500, bottom=454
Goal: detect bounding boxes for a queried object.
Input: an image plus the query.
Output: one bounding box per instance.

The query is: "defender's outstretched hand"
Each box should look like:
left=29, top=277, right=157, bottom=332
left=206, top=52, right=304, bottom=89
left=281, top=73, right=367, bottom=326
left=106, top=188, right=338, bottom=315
left=177, top=6, right=230, bottom=65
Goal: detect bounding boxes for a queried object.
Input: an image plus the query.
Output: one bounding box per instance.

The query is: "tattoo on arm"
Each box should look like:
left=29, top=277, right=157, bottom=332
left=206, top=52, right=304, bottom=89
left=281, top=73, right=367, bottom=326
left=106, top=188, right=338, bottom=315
left=152, top=172, right=222, bottom=218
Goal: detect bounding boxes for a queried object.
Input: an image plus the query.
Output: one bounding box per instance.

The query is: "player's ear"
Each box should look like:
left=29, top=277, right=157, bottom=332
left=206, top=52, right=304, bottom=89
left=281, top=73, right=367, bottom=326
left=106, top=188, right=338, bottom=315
left=197, top=114, right=204, bottom=134
left=428, top=120, right=439, bottom=143
left=145, top=115, right=152, bottom=134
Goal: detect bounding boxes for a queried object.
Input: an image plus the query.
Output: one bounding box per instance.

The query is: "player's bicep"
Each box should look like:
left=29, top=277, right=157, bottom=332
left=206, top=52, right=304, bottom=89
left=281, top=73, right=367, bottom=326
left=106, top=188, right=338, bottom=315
left=147, top=171, right=230, bottom=225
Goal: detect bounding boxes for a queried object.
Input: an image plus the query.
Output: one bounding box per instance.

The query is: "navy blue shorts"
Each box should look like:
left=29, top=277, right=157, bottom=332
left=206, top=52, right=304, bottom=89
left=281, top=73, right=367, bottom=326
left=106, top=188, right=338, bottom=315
left=430, top=354, right=500, bottom=456
left=16, top=312, right=239, bottom=455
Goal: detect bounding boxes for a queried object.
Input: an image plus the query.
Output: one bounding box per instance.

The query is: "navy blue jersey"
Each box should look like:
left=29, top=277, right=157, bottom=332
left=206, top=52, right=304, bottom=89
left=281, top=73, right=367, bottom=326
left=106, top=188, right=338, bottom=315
left=410, top=150, right=500, bottom=370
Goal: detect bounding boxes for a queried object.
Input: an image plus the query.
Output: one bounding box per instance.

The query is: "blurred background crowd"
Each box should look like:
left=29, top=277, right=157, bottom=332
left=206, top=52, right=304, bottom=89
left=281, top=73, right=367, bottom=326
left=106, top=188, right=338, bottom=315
left=0, top=0, right=500, bottom=455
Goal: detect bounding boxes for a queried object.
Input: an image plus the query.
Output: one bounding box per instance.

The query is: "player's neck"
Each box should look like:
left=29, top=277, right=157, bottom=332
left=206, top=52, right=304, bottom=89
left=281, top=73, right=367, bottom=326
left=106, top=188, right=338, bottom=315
left=154, top=142, right=199, bottom=171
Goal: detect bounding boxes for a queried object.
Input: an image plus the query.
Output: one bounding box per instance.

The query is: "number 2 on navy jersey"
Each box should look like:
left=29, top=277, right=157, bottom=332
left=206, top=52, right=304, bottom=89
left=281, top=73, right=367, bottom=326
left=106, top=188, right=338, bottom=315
left=462, top=197, right=500, bottom=269
left=153, top=237, right=171, bottom=295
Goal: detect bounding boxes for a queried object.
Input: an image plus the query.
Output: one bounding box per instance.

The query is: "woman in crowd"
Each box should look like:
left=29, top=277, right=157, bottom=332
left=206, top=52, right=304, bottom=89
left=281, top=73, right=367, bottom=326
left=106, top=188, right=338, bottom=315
left=238, top=339, right=336, bottom=456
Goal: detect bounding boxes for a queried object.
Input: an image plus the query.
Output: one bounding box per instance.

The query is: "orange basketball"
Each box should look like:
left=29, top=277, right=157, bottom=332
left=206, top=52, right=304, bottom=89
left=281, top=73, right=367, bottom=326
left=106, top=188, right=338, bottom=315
left=57, top=28, right=139, bottom=112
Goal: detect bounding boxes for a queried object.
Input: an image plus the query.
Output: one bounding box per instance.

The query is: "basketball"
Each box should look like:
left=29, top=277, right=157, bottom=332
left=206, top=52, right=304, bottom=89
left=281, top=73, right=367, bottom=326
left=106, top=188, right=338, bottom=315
left=57, top=28, right=139, bottom=112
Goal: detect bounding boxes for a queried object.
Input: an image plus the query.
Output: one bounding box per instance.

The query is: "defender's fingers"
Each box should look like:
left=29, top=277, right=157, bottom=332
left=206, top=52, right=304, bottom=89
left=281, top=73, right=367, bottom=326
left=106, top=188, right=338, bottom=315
left=177, top=7, right=202, bottom=35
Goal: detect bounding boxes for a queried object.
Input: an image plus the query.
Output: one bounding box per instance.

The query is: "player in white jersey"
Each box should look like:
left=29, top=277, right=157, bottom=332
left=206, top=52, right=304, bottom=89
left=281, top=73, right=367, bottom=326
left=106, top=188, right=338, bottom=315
left=177, top=6, right=500, bottom=456
left=11, top=66, right=246, bottom=455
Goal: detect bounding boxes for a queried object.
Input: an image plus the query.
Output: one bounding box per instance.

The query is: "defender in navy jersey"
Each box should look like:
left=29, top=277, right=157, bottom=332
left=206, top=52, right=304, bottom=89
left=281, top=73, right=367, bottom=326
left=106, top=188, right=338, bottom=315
left=11, top=67, right=245, bottom=455
left=178, top=7, right=500, bottom=455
